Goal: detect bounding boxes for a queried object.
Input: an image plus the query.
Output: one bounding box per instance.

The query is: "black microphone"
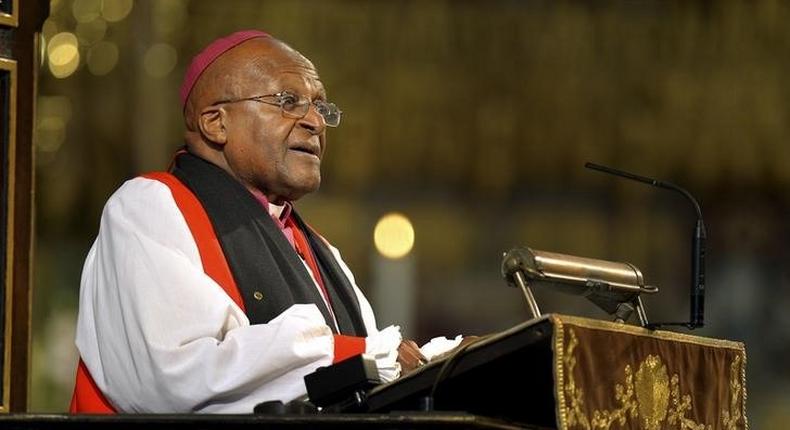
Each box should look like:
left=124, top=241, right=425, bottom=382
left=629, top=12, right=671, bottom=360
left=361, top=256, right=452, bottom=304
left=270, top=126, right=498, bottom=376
left=585, top=162, right=705, bottom=330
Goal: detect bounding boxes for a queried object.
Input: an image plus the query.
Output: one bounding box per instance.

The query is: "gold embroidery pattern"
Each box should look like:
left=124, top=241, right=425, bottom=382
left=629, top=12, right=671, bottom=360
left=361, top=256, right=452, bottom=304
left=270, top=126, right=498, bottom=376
left=562, top=329, right=640, bottom=430
left=561, top=328, right=723, bottom=430
left=721, top=355, right=743, bottom=430
left=563, top=329, right=591, bottom=429
left=590, top=364, right=637, bottom=429
left=666, top=374, right=711, bottom=430
left=634, top=355, right=669, bottom=430
left=741, top=351, right=749, bottom=430
left=555, top=317, right=569, bottom=429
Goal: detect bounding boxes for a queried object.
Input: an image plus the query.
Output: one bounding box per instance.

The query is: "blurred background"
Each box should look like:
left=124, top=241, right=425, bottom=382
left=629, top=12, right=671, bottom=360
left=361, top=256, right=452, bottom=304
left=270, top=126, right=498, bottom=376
left=32, top=0, right=789, bottom=426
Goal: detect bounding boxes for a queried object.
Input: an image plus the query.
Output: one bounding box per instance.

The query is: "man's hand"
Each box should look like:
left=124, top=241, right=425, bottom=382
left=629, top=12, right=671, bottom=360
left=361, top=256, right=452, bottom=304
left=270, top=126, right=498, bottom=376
left=431, top=335, right=483, bottom=362
left=397, top=339, right=427, bottom=374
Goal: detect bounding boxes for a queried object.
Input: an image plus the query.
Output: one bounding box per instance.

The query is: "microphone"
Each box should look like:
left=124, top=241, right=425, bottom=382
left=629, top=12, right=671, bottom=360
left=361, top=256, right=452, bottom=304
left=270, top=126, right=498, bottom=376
left=585, top=162, right=705, bottom=329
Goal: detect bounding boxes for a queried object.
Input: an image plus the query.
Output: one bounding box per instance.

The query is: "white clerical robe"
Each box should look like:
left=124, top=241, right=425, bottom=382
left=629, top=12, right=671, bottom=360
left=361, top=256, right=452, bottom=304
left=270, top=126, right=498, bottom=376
left=75, top=177, right=400, bottom=413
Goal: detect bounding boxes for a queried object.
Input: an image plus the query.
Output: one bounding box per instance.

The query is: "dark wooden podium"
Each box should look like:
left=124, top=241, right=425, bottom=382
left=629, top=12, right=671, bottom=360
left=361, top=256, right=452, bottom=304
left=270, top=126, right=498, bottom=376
left=362, top=314, right=747, bottom=430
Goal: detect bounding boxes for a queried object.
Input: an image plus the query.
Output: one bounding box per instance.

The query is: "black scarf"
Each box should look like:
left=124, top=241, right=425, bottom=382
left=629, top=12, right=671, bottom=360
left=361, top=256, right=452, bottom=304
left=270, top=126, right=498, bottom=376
left=171, top=153, right=367, bottom=336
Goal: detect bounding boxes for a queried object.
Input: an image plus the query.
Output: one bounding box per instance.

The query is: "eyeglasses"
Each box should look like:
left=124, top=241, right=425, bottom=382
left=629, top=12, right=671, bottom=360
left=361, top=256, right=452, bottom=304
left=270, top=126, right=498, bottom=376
left=211, top=91, right=343, bottom=127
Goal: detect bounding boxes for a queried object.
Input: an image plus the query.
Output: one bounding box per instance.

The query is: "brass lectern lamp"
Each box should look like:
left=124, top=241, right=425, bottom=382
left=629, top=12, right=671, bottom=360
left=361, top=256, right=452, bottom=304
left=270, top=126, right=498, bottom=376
left=501, top=247, right=657, bottom=326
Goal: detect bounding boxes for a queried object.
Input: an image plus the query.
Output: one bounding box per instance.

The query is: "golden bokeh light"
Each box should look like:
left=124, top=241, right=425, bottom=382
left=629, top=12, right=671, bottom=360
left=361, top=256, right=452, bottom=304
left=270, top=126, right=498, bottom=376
left=41, top=18, right=59, bottom=41
left=101, top=0, right=134, bottom=23
left=37, top=117, right=67, bottom=153
left=76, top=18, right=107, bottom=45
left=47, top=32, right=80, bottom=79
left=152, top=0, right=188, bottom=38
left=36, top=95, right=73, bottom=164
left=374, top=213, right=415, bottom=259
left=50, top=0, right=65, bottom=14
left=87, top=41, right=119, bottom=76
left=143, top=43, right=178, bottom=78
left=72, top=0, right=102, bottom=23
left=39, top=95, right=73, bottom=123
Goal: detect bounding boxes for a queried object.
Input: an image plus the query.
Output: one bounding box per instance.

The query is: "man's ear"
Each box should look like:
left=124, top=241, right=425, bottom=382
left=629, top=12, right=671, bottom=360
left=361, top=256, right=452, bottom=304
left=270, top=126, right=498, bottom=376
left=198, top=106, right=228, bottom=145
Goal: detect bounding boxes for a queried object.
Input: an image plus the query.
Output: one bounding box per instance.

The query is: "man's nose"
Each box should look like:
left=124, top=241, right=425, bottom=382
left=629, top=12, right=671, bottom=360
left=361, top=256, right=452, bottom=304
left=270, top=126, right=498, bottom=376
left=297, top=104, right=326, bottom=135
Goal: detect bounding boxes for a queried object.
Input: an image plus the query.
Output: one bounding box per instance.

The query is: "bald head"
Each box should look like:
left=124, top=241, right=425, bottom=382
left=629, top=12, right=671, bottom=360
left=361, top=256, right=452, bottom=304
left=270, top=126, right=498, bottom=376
left=183, top=37, right=317, bottom=132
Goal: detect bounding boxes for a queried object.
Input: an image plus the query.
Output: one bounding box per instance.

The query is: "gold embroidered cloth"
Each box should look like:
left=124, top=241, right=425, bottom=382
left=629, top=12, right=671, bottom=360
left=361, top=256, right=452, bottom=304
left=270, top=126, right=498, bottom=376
left=551, top=315, right=747, bottom=430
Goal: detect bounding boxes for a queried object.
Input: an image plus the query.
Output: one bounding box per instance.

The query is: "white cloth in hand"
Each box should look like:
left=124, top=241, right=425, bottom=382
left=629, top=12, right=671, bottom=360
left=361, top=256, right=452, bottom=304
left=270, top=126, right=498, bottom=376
left=365, top=325, right=402, bottom=383
left=419, top=335, right=463, bottom=361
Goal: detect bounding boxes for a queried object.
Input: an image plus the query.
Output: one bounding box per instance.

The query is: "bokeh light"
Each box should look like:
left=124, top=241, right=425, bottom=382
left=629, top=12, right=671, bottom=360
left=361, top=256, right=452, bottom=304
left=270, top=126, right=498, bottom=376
left=41, top=18, right=59, bottom=41
left=101, top=0, right=134, bottom=23
left=152, top=0, right=188, bottom=38
left=72, top=0, right=102, bottom=23
left=75, top=18, right=107, bottom=45
left=36, top=96, right=73, bottom=165
left=47, top=32, right=80, bottom=79
left=36, top=117, right=67, bottom=153
left=49, top=0, right=65, bottom=14
left=87, top=41, right=118, bottom=76
left=374, top=213, right=415, bottom=259
left=143, top=43, right=178, bottom=78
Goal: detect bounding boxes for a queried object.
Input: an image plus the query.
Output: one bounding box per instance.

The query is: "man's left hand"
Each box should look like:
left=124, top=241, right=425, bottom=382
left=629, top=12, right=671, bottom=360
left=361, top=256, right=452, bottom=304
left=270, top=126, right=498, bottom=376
left=397, top=339, right=427, bottom=374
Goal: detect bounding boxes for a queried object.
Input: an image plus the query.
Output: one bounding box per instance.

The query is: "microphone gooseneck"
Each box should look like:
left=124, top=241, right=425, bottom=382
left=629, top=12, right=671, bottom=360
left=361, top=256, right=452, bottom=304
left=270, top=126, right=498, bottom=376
left=584, top=162, right=705, bottom=329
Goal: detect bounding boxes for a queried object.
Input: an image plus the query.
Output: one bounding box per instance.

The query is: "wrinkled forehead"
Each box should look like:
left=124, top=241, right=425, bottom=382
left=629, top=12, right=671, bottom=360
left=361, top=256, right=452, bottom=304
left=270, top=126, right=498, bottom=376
left=239, top=41, right=325, bottom=95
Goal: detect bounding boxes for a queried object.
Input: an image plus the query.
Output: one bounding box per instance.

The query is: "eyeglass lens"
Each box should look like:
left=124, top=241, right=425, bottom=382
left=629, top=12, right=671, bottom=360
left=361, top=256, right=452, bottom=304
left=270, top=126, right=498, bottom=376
left=279, top=93, right=341, bottom=127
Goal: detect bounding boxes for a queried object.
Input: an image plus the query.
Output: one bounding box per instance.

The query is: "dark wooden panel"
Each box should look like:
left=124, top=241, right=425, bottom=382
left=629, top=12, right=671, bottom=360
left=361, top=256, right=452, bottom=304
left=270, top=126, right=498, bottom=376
left=0, top=49, right=16, bottom=416
left=0, top=0, right=17, bottom=27
left=0, top=0, right=48, bottom=413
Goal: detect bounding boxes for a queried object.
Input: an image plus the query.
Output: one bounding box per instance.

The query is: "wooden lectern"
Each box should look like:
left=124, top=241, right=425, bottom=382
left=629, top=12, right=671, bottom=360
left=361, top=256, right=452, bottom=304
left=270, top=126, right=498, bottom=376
left=364, top=314, right=747, bottom=430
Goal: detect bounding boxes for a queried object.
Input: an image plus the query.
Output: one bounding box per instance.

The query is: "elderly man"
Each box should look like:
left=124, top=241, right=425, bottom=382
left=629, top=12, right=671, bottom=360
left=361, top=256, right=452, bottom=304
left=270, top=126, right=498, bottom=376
left=70, top=31, right=427, bottom=413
